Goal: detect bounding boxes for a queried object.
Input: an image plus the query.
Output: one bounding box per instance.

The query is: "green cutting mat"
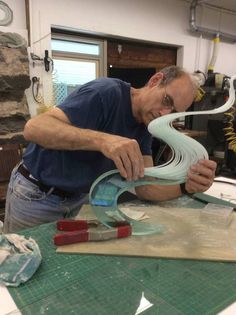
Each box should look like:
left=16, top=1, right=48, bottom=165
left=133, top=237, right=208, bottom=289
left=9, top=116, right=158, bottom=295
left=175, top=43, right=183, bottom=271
left=8, top=221, right=236, bottom=315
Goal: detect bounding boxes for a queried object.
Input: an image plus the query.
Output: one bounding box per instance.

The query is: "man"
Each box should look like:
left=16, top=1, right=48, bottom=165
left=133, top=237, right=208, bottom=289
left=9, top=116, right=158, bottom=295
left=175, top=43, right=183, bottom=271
left=3, top=66, right=216, bottom=233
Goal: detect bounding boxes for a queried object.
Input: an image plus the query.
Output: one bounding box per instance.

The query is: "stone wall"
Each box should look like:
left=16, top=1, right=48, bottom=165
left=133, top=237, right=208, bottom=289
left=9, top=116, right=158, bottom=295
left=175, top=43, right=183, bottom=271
left=0, top=44, right=31, bottom=145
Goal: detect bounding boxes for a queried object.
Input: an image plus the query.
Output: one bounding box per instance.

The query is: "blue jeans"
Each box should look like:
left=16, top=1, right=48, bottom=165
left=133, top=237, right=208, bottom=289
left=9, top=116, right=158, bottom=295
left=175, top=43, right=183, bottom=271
left=3, top=165, right=88, bottom=233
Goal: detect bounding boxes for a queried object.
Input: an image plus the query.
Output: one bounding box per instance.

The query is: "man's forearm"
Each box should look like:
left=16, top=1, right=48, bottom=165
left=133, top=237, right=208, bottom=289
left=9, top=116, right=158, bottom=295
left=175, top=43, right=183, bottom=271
left=24, top=111, right=109, bottom=151
left=23, top=108, right=146, bottom=181
left=135, top=183, right=182, bottom=202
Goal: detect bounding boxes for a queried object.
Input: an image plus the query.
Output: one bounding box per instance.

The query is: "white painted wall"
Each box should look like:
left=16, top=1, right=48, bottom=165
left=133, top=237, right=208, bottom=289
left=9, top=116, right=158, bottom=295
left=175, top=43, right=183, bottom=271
left=1, top=0, right=236, bottom=115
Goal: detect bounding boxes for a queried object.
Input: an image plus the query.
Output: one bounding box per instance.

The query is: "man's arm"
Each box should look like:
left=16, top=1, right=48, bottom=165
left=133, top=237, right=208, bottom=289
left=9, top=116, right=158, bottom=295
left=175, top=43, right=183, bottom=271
left=23, top=107, right=144, bottom=181
left=135, top=155, right=216, bottom=201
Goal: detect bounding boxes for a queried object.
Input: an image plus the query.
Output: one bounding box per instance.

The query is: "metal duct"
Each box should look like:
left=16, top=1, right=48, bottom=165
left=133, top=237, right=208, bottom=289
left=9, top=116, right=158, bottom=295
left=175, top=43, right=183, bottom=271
left=189, top=0, right=236, bottom=43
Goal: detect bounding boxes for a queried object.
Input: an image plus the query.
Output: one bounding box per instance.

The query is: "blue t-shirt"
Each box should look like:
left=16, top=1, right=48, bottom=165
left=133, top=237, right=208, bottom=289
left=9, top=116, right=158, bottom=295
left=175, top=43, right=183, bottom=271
left=23, top=77, right=152, bottom=193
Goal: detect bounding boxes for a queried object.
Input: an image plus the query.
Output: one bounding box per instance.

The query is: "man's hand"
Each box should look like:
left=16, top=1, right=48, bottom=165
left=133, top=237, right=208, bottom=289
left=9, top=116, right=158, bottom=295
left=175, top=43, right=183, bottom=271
left=185, top=159, right=217, bottom=193
left=101, top=134, right=144, bottom=181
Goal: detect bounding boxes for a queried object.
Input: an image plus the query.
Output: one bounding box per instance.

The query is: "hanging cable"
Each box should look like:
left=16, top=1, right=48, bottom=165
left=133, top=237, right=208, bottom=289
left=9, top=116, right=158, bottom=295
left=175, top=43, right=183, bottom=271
left=0, top=1, right=13, bottom=26
left=31, top=77, right=43, bottom=104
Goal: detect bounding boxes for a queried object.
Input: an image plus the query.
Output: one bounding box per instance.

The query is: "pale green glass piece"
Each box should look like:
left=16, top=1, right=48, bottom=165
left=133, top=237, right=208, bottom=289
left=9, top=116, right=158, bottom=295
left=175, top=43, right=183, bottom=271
left=89, top=169, right=181, bottom=235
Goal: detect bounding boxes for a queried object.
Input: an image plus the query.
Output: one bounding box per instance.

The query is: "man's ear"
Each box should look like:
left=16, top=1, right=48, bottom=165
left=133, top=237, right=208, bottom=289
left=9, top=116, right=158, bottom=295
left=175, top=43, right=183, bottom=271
left=148, top=72, right=164, bottom=88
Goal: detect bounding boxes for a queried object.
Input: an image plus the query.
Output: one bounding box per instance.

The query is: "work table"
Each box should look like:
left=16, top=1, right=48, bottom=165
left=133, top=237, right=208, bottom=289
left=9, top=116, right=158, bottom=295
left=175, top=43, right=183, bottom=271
left=2, top=193, right=236, bottom=315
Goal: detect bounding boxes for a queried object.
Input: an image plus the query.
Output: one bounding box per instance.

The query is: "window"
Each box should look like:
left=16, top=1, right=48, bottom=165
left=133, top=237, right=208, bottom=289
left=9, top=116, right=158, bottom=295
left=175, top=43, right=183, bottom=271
left=51, top=34, right=106, bottom=105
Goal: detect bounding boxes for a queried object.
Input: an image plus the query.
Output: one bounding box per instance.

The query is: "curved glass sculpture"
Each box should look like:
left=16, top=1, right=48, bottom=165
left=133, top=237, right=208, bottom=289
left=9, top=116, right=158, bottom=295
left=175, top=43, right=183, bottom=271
left=89, top=75, right=236, bottom=235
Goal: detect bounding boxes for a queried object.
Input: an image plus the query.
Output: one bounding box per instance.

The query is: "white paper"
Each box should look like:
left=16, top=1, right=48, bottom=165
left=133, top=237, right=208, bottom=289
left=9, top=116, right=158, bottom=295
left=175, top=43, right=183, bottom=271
left=135, top=292, right=153, bottom=315
left=119, top=207, right=150, bottom=221
left=203, top=181, right=236, bottom=204
left=218, top=301, right=236, bottom=315
left=0, top=285, right=21, bottom=315
left=214, top=176, right=236, bottom=185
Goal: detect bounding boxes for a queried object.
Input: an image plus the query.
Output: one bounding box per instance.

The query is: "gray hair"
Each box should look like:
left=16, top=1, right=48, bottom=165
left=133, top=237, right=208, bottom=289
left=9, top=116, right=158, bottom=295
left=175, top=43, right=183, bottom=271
left=159, top=65, right=200, bottom=91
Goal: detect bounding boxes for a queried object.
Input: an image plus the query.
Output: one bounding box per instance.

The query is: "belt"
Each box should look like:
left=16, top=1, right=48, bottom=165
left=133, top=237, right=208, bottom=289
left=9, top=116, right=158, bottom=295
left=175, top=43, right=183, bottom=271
left=17, top=164, right=75, bottom=198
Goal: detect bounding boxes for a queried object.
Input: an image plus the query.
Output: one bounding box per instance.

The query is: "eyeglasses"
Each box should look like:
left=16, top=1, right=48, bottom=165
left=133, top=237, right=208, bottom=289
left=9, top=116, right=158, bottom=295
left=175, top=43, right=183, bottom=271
left=161, top=86, right=176, bottom=113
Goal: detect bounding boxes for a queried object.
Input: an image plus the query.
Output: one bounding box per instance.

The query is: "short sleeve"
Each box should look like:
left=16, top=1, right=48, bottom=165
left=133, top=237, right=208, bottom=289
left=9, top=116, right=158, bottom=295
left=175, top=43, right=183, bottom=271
left=58, top=85, right=104, bottom=129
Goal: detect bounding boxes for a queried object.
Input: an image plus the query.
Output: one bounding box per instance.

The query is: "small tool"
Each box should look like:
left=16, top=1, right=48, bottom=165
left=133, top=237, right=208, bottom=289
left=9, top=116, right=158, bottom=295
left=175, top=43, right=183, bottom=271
left=54, top=219, right=132, bottom=246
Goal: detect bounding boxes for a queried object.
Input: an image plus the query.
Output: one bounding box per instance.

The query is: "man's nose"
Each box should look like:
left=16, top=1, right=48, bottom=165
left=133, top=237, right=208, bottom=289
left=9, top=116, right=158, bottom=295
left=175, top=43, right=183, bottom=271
left=159, top=108, right=173, bottom=116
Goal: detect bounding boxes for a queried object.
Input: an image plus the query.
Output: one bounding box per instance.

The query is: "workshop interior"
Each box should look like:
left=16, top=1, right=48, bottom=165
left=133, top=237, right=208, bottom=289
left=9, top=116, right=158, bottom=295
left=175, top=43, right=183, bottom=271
left=1, top=0, right=236, bottom=314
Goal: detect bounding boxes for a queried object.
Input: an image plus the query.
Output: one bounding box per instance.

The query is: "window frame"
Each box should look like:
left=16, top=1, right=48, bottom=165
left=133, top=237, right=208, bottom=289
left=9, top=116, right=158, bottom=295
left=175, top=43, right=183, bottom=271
left=52, top=56, right=99, bottom=84
left=51, top=33, right=107, bottom=78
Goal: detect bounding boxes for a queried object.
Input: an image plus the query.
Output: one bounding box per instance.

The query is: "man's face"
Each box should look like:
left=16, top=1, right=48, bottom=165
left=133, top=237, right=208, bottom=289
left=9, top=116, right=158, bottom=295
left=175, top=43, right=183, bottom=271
left=139, top=75, right=195, bottom=126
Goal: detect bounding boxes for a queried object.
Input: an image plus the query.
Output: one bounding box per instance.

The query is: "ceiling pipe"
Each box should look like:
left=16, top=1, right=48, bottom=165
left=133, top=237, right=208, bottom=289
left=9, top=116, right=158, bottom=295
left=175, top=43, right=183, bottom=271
left=189, top=0, right=236, bottom=43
